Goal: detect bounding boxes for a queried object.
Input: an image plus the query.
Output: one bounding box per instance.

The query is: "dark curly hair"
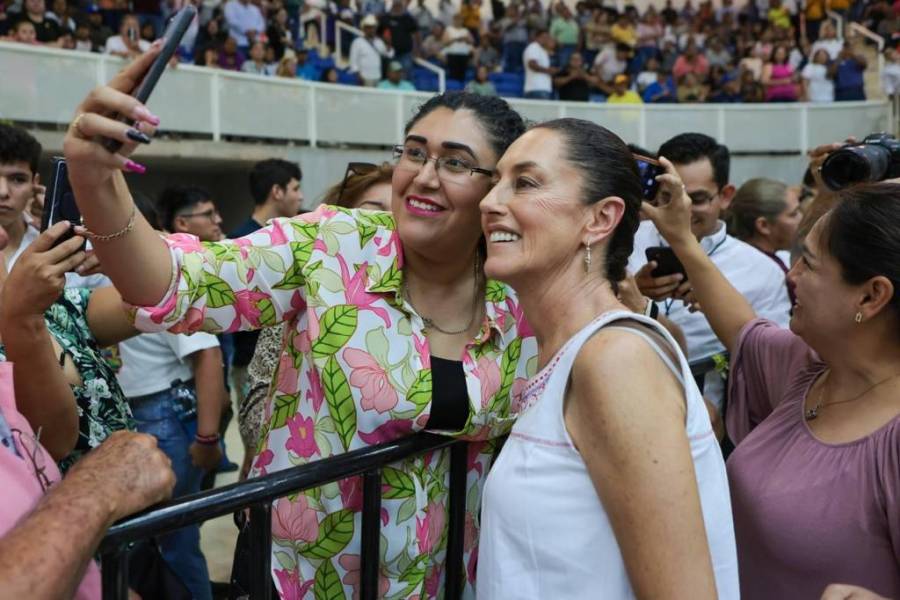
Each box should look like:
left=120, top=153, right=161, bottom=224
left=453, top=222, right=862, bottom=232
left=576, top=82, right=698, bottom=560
left=531, top=118, right=642, bottom=287
left=0, top=123, right=42, bottom=174
left=405, top=92, right=526, bottom=160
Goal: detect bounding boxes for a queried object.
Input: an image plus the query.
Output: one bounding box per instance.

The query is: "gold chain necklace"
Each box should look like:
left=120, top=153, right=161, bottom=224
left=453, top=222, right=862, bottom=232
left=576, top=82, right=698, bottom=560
left=403, top=258, right=482, bottom=336
left=805, top=369, right=900, bottom=421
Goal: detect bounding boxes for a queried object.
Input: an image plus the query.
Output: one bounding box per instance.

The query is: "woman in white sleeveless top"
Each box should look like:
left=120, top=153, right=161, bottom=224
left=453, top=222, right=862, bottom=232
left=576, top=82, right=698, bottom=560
left=477, top=119, right=739, bottom=599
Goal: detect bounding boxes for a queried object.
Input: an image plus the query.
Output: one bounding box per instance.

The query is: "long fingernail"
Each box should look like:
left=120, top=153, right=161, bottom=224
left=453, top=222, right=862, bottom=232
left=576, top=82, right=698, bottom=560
left=126, top=128, right=152, bottom=144
left=151, top=38, right=164, bottom=50
left=132, top=106, right=161, bottom=126
left=124, top=160, right=147, bottom=175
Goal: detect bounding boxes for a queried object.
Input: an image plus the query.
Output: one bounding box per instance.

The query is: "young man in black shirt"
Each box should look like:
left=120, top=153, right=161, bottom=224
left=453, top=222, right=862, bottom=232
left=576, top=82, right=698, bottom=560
left=379, top=0, right=419, bottom=73
left=553, top=51, right=602, bottom=101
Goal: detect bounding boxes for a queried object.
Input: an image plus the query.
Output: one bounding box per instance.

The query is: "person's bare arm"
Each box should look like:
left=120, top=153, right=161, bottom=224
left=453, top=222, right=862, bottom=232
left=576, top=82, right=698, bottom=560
left=64, top=46, right=177, bottom=307
left=0, top=431, right=174, bottom=599
left=567, top=331, right=717, bottom=600
left=189, top=346, right=225, bottom=471
left=86, top=285, right=139, bottom=347
left=642, top=157, right=756, bottom=355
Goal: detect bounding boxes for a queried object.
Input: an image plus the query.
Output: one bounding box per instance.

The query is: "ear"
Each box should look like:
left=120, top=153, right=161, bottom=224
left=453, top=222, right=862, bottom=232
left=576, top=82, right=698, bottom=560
left=859, top=276, right=896, bottom=322
left=754, top=215, right=771, bottom=238
left=582, top=196, right=625, bottom=247
left=718, top=183, right=736, bottom=211
left=270, top=183, right=283, bottom=203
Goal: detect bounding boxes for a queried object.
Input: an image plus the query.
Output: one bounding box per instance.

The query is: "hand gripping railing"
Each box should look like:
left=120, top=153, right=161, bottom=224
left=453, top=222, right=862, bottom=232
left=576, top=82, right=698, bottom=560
left=848, top=21, right=886, bottom=80
left=98, top=433, right=468, bottom=600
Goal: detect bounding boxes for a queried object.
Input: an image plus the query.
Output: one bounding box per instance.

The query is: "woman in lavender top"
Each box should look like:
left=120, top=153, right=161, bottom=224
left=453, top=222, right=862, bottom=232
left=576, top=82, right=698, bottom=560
left=643, top=180, right=900, bottom=600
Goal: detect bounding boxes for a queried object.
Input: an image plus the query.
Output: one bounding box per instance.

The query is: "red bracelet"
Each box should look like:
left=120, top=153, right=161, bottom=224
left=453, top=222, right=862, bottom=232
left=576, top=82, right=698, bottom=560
left=194, top=433, right=220, bottom=445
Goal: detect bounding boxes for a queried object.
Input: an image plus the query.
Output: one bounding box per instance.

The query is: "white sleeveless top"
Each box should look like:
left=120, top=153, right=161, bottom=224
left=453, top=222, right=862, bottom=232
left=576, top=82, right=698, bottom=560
left=477, top=311, right=739, bottom=600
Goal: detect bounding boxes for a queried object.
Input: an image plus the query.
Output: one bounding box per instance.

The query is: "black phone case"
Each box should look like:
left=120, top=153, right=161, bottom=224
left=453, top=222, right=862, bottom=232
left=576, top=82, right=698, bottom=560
left=645, top=246, right=687, bottom=279
left=41, top=157, right=84, bottom=249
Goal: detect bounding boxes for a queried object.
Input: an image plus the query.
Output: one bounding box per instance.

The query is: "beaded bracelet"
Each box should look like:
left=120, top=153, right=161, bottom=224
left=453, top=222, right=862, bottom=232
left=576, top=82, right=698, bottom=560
left=194, top=433, right=221, bottom=445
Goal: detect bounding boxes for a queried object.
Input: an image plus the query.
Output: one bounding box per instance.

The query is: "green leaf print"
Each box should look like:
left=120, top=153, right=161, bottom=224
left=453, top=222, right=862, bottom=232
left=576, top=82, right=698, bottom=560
left=396, top=496, right=417, bottom=525
left=368, top=260, right=402, bottom=293
left=274, top=263, right=305, bottom=290
left=365, top=327, right=390, bottom=368
left=257, top=247, right=287, bottom=272
left=299, top=509, right=355, bottom=560
left=291, top=240, right=315, bottom=265
left=274, top=550, right=297, bottom=571
left=200, top=272, right=236, bottom=309
left=257, top=298, right=278, bottom=328
left=485, top=279, right=507, bottom=303
left=381, top=467, right=416, bottom=499
left=399, top=555, right=427, bottom=586
left=312, top=305, right=359, bottom=358
left=290, top=221, right=319, bottom=241
left=323, top=355, right=357, bottom=451
left=358, top=222, right=378, bottom=248
left=314, top=558, right=346, bottom=600
left=407, top=369, right=431, bottom=408
left=270, top=394, right=300, bottom=430
left=359, top=211, right=395, bottom=229
left=489, top=337, right=522, bottom=415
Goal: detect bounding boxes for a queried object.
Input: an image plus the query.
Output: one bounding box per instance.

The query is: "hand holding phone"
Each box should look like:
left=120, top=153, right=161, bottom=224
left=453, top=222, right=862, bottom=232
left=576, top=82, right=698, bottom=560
left=41, top=157, right=84, bottom=251
left=645, top=246, right=687, bottom=279
left=634, top=154, right=663, bottom=203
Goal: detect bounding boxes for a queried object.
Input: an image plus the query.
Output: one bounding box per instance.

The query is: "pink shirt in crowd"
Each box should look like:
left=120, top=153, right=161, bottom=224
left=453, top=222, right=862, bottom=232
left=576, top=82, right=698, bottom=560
left=726, top=319, right=900, bottom=599
left=672, top=53, right=710, bottom=81
left=0, top=362, right=102, bottom=599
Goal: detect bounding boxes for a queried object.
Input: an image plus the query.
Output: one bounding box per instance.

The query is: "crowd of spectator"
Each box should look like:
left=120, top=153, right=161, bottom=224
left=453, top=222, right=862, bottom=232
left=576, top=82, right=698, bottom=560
left=0, top=0, right=893, bottom=100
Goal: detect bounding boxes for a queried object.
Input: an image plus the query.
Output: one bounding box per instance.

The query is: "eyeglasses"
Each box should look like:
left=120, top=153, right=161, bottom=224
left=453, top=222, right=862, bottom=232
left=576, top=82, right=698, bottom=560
left=392, top=145, right=494, bottom=184
left=337, top=162, right=378, bottom=206
left=179, top=208, right=221, bottom=221
left=12, top=427, right=52, bottom=493
left=687, top=190, right=720, bottom=206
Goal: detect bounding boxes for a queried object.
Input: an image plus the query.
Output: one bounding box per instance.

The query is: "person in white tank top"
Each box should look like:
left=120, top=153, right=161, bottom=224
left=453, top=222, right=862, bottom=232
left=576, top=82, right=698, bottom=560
left=476, top=119, right=739, bottom=599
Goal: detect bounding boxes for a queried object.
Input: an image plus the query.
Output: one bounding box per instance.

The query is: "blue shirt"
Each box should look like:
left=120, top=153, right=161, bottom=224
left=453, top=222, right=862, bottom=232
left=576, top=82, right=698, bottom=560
left=642, top=79, right=676, bottom=103
left=377, top=79, right=416, bottom=91
left=835, top=58, right=864, bottom=91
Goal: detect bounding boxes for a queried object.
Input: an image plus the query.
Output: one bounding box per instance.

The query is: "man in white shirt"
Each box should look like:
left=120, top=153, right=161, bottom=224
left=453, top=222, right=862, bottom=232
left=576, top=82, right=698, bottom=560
left=593, top=42, right=630, bottom=87
left=104, top=13, right=151, bottom=58
left=629, top=133, right=791, bottom=412
left=350, top=14, right=394, bottom=86
left=523, top=28, right=558, bottom=99
left=224, top=0, right=265, bottom=48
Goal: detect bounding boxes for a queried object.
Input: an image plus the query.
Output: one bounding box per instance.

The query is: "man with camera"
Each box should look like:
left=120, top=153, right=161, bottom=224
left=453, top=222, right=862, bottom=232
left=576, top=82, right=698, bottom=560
left=628, top=133, right=792, bottom=415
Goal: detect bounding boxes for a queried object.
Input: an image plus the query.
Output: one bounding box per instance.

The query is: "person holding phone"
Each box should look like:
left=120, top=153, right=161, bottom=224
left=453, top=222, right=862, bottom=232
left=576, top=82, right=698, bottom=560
left=104, top=13, right=151, bottom=59
left=62, top=47, right=537, bottom=597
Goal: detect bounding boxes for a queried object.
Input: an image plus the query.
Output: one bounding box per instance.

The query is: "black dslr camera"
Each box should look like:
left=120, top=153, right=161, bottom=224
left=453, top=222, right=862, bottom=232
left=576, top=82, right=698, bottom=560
left=820, top=133, right=900, bottom=190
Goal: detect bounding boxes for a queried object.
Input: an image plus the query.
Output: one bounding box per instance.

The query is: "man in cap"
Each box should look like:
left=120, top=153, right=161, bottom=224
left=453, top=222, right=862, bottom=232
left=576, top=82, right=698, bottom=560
left=377, top=60, right=416, bottom=90
left=349, top=14, right=394, bottom=86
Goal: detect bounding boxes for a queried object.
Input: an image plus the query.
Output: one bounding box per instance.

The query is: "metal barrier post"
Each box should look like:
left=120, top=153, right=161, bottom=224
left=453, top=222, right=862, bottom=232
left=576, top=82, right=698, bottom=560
left=361, top=470, right=383, bottom=600
left=101, top=548, right=129, bottom=600
left=443, top=443, right=467, bottom=598
left=249, top=502, right=273, bottom=600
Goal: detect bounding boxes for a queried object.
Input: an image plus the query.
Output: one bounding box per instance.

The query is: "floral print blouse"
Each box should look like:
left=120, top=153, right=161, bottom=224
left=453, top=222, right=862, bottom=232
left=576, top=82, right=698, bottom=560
left=0, top=288, right=135, bottom=473
left=132, top=205, right=538, bottom=599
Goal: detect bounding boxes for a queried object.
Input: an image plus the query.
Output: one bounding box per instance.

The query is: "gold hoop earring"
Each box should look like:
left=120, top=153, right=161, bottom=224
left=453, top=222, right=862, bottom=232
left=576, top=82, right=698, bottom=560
left=855, top=312, right=863, bottom=324
left=584, top=244, right=592, bottom=273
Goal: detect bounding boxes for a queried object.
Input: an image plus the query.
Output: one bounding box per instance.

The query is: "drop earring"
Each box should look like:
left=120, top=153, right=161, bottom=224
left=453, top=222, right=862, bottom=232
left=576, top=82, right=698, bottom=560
left=855, top=312, right=863, bottom=323
left=584, top=244, right=592, bottom=273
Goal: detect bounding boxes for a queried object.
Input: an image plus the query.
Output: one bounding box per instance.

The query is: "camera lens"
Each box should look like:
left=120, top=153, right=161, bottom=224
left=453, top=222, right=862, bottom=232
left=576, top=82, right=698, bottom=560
left=821, top=144, right=891, bottom=190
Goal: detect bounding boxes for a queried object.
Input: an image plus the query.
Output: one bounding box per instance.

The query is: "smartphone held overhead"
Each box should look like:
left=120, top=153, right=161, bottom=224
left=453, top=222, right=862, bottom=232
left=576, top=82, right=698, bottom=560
left=100, top=5, right=197, bottom=154
left=634, top=154, right=663, bottom=203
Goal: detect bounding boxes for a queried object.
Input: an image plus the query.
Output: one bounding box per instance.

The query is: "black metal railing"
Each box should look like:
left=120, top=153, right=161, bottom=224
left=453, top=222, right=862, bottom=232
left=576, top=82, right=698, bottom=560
left=99, top=433, right=467, bottom=600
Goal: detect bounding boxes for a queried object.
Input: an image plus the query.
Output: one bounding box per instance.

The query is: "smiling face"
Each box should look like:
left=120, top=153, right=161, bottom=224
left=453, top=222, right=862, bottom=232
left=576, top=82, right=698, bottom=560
left=673, top=157, right=731, bottom=240
left=391, top=107, right=497, bottom=261
left=480, top=127, right=623, bottom=290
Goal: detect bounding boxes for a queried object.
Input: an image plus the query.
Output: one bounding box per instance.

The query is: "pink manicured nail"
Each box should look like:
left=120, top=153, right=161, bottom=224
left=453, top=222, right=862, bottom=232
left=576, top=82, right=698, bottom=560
left=132, top=106, right=161, bottom=126
left=124, top=160, right=147, bottom=175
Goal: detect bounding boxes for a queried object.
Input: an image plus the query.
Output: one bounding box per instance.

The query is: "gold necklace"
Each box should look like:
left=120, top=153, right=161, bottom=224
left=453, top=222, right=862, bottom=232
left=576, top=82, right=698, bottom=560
left=403, top=258, right=482, bottom=336
left=805, top=369, right=900, bottom=421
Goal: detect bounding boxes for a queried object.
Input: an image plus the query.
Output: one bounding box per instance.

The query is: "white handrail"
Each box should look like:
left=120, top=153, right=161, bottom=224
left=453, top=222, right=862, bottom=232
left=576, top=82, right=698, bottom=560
left=848, top=22, right=885, bottom=82
left=319, top=12, right=328, bottom=57
left=413, top=57, right=446, bottom=93
left=334, top=20, right=446, bottom=92
left=826, top=9, right=844, bottom=39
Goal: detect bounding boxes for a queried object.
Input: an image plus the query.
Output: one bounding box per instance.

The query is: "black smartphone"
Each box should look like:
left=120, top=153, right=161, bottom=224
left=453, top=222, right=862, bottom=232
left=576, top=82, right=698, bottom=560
left=100, top=5, right=197, bottom=154
left=634, top=154, right=663, bottom=203
left=41, top=157, right=84, bottom=249
left=645, top=246, right=687, bottom=279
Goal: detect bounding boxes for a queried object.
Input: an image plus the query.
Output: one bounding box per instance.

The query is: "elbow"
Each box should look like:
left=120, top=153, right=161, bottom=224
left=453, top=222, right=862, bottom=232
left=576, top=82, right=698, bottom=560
left=43, top=413, right=80, bottom=462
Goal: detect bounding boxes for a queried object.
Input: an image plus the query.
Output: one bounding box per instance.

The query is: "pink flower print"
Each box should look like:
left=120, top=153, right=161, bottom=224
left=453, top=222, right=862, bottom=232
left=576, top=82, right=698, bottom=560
left=377, top=230, right=402, bottom=260
left=275, top=352, right=300, bottom=396
left=473, top=355, right=501, bottom=409
left=283, top=290, right=307, bottom=323
left=273, top=569, right=314, bottom=600
left=272, top=496, right=319, bottom=543
left=463, top=511, right=478, bottom=552
left=415, top=500, right=446, bottom=554
left=228, top=288, right=269, bottom=331
left=262, top=219, right=289, bottom=246
left=336, top=254, right=391, bottom=327
left=296, top=204, right=335, bottom=224
left=343, top=348, right=399, bottom=413
left=294, top=324, right=312, bottom=355
left=466, top=545, right=479, bottom=585
left=339, top=475, right=363, bottom=512
left=505, top=297, right=534, bottom=338
left=358, top=419, right=413, bottom=445
left=147, top=289, right=179, bottom=325
left=285, top=414, right=318, bottom=459
left=253, top=449, right=274, bottom=476
left=306, top=368, right=325, bottom=413
left=413, top=333, right=430, bottom=370
left=339, top=554, right=390, bottom=600
left=424, top=564, right=443, bottom=598
left=167, top=232, right=205, bottom=253
left=168, top=307, right=204, bottom=334
left=313, top=238, right=328, bottom=253
left=510, top=378, right=529, bottom=413
left=415, top=413, right=430, bottom=429
left=466, top=442, right=484, bottom=478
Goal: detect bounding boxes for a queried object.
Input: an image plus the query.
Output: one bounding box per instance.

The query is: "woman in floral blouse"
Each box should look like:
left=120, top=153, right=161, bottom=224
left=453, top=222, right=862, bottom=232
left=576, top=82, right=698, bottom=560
left=64, top=48, right=537, bottom=598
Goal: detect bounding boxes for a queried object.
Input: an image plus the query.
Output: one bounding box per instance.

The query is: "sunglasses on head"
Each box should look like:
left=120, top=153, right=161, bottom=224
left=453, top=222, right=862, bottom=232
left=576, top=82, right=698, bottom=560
left=337, top=162, right=379, bottom=206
